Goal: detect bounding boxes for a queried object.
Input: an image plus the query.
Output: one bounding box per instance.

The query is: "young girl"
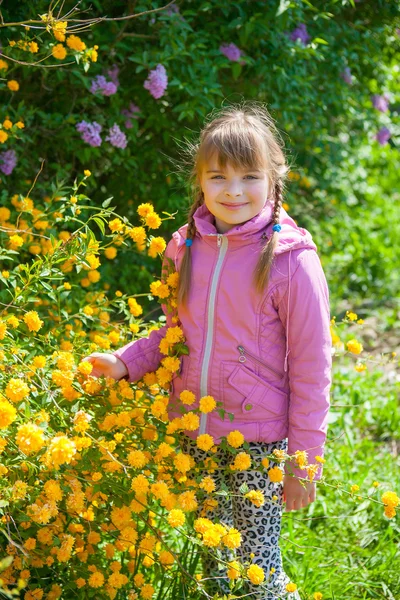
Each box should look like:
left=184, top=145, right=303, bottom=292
left=84, top=103, right=332, bottom=599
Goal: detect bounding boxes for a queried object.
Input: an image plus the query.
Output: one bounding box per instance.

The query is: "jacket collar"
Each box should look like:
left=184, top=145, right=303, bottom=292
left=175, top=200, right=317, bottom=255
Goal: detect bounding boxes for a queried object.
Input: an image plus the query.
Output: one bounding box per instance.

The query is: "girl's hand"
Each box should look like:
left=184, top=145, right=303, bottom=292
left=81, top=353, right=128, bottom=381
left=283, top=474, right=316, bottom=512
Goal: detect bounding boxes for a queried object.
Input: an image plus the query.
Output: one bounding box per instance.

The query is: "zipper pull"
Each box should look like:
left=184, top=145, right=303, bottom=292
left=217, top=234, right=222, bottom=247
left=238, top=345, right=246, bottom=363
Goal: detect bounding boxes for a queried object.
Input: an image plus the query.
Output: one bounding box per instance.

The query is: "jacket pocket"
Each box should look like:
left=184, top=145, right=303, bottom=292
left=221, top=360, right=287, bottom=422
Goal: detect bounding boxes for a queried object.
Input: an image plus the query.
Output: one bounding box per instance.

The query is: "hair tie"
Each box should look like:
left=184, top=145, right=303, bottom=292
left=272, top=224, right=282, bottom=233
left=185, top=238, right=193, bottom=247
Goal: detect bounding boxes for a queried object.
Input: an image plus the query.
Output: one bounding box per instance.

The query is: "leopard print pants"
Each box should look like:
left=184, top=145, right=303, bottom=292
left=180, top=434, right=302, bottom=600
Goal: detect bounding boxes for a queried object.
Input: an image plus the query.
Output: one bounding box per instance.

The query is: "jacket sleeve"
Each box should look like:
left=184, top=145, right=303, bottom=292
left=276, top=249, right=332, bottom=481
left=112, top=237, right=177, bottom=383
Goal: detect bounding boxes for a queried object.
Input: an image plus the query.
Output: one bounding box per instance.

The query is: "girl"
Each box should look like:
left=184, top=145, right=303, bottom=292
left=84, top=102, right=332, bottom=599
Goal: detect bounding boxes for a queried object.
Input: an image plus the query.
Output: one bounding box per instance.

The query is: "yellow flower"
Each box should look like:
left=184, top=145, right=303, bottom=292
left=199, top=395, right=216, bottom=413
left=45, top=435, right=77, bottom=468
left=346, top=311, right=358, bottom=321
left=16, top=121, right=25, bottom=129
left=7, top=80, right=19, bottom=91
left=355, top=363, right=367, bottom=372
left=247, top=564, right=265, bottom=585
left=268, top=466, right=283, bottom=483
left=222, top=527, right=241, bottom=549
left=88, top=571, right=104, bottom=588
left=145, top=212, right=162, bottom=229
left=5, top=378, right=30, bottom=403
left=8, top=234, right=23, bottom=248
left=29, top=41, right=39, bottom=53
left=244, top=489, right=265, bottom=507
left=286, top=582, right=298, bottom=592
left=381, top=491, right=399, bottom=508
left=230, top=452, right=251, bottom=471
left=180, top=390, right=196, bottom=405
left=127, top=449, right=148, bottom=468
left=128, top=297, right=143, bottom=317
left=346, top=339, right=363, bottom=354
left=137, top=203, right=155, bottom=217
left=167, top=508, right=185, bottom=527
left=180, top=412, right=200, bottom=431
left=109, top=218, right=124, bottom=232
left=173, top=453, right=191, bottom=473
left=350, top=484, right=360, bottom=493
left=3, top=119, right=13, bottom=129
left=105, top=246, right=117, bottom=259
left=16, top=422, right=45, bottom=454
left=314, top=593, right=323, bottom=600
left=0, top=59, right=8, bottom=70
left=0, top=322, right=7, bottom=340
left=84, top=169, right=91, bottom=177
left=0, top=130, right=8, bottom=144
left=165, top=326, right=184, bottom=344
left=227, top=560, right=241, bottom=580
left=202, top=524, right=223, bottom=547
left=66, top=35, right=86, bottom=51
left=23, top=310, right=44, bottom=332
left=199, top=476, right=216, bottom=493
left=0, top=398, right=17, bottom=429
left=52, top=43, right=67, bottom=60
left=227, top=430, right=244, bottom=448
left=148, top=236, right=167, bottom=258
left=294, top=450, right=308, bottom=469
left=196, top=433, right=214, bottom=451
left=7, top=315, right=19, bottom=329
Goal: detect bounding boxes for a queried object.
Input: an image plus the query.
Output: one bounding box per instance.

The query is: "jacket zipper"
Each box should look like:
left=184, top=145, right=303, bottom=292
left=237, top=345, right=284, bottom=379
left=199, top=233, right=228, bottom=435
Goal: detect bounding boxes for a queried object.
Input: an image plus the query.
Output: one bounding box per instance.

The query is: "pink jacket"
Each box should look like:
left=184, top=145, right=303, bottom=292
left=113, top=201, right=332, bottom=480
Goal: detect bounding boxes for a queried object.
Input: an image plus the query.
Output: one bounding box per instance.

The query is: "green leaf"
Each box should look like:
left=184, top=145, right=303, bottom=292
left=102, top=197, right=114, bottom=208
left=93, top=217, right=105, bottom=235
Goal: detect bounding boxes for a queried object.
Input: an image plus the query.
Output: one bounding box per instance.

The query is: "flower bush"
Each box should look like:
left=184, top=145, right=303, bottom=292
left=0, top=175, right=399, bottom=599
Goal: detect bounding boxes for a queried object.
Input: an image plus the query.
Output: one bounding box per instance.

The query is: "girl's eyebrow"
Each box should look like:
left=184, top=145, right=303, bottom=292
left=206, top=169, right=262, bottom=173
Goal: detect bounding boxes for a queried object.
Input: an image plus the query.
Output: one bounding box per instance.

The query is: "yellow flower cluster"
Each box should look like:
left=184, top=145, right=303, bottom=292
left=381, top=491, right=400, bottom=519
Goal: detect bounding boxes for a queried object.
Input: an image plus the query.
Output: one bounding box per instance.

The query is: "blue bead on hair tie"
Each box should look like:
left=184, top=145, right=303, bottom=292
left=272, top=224, right=282, bottom=233
left=185, top=238, right=193, bottom=247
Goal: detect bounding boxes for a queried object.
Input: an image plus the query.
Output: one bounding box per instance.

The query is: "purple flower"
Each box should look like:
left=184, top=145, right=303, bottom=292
left=371, top=93, right=390, bottom=113
left=220, top=43, right=242, bottom=62
left=144, top=64, right=168, bottom=99
left=90, top=75, right=118, bottom=96
left=340, top=67, right=353, bottom=85
left=105, top=124, right=127, bottom=149
left=107, top=64, right=120, bottom=87
left=76, top=121, right=103, bottom=147
left=165, top=2, right=180, bottom=15
left=375, top=126, right=391, bottom=146
left=121, top=102, right=140, bottom=129
left=289, top=23, right=311, bottom=46
left=0, top=149, right=17, bottom=175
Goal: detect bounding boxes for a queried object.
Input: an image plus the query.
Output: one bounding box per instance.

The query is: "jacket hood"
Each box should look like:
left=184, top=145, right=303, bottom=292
left=172, top=199, right=318, bottom=255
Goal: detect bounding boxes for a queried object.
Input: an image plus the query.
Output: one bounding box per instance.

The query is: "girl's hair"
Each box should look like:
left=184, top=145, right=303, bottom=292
left=177, top=101, right=290, bottom=307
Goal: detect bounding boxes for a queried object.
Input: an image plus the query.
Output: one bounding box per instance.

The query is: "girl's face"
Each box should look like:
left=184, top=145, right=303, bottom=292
left=200, top=159, right=271, bottom=234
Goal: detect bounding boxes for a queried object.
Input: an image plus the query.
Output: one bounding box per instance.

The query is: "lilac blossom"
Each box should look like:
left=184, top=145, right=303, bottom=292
left=371, top=93, right=390, bottom=113
left=90, top=75, right=118, bottom=96
left=121, top=103, right=140, bottom=129
left=289, top=23, right=311, bottom=46
left=105, top=124, right=127, bottom=149
left=166, top=2, right=180, bottom=15
left=220, top=43, right=242, bottom=62
left=76, top=121, right=103, bottom=147
left=144, top=64, right=168, bottom=99
left=340, top=67, right=353, bottom=85
left=375, top=126, right=391, bottom=146
left=0, top=149, right=17, bottom=175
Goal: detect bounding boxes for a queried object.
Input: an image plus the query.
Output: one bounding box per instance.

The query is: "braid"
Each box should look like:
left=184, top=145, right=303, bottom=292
left=177, top=191, right=204, bottom=306
left=253, top=178, right=284, bottom=294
